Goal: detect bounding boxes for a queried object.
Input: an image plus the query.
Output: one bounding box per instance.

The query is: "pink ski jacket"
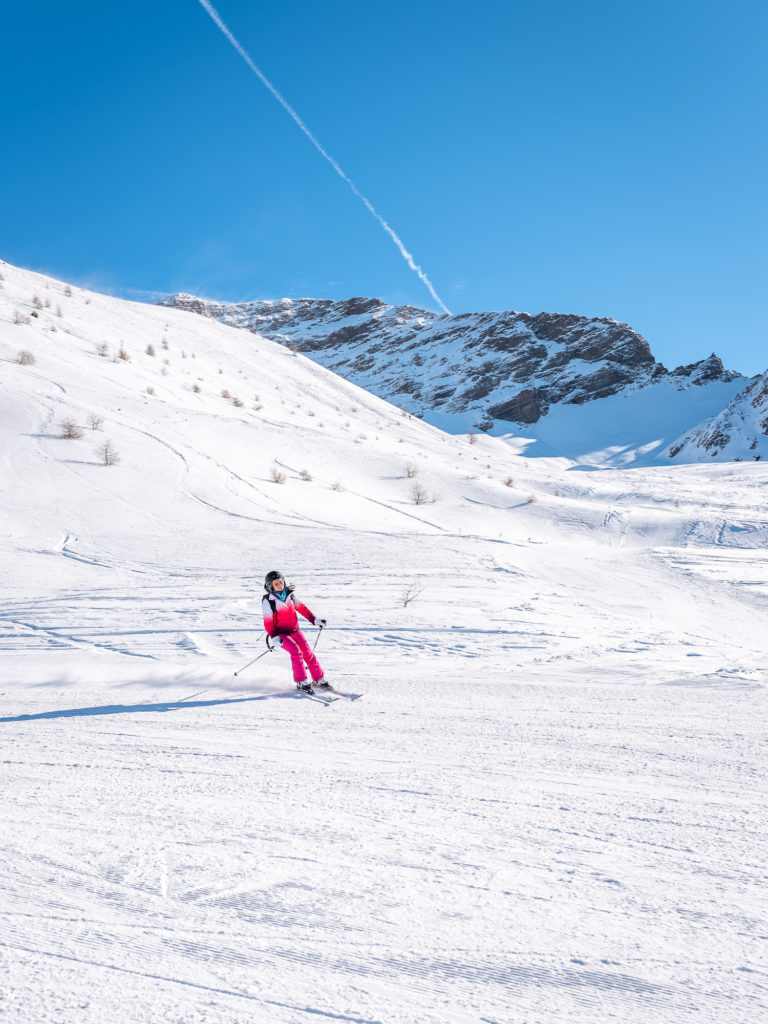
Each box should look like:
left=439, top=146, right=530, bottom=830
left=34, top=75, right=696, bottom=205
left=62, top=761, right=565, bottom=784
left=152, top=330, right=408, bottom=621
left=262, top=587, right=317, bottom=637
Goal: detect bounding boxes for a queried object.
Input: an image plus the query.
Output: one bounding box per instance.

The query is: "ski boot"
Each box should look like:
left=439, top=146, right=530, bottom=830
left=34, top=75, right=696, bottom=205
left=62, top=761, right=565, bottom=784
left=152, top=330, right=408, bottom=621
left=296, top=680, right=314, bottom=694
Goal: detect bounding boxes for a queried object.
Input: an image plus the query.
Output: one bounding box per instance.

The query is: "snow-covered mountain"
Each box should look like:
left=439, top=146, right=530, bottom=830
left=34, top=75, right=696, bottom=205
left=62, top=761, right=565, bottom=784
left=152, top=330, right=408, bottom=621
left=3, top=258, right=768, bottom=1024
left=667, top=368, right=768, bottom=462
left=159, top=292, right=754, bottom=464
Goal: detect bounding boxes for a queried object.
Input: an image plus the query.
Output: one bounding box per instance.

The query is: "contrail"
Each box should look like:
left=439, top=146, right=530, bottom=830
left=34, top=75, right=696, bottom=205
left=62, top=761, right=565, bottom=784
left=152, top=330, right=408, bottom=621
left=196, top=0, right=451, bottom=315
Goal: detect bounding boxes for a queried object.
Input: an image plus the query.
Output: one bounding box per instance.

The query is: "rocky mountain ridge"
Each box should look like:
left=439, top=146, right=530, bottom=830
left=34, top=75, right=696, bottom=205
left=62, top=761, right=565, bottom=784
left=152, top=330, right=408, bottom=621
left=159, top=295, right=742, bottom=435
left=668, top=368, right=768, bottom=461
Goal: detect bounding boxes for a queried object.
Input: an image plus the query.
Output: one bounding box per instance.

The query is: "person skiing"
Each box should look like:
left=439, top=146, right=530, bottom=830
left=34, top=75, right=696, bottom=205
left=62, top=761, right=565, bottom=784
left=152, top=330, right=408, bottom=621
left=262, top=571, right=328, bottom=693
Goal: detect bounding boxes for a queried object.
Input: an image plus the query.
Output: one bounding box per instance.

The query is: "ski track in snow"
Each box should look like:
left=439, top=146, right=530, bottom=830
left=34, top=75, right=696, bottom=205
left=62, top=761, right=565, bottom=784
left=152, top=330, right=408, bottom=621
left=1, top=261, right=767, bottom=1023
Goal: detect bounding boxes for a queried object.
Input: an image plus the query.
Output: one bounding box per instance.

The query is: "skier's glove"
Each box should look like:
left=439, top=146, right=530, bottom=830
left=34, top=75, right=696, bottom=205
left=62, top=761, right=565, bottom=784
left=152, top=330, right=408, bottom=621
left=317, top=618, right=327, bottom=629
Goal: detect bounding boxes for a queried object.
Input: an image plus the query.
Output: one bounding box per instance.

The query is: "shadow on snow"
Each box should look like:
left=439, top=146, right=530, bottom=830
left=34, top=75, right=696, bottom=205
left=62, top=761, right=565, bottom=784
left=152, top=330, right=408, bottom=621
left=0, top=692, right=298, bottom=724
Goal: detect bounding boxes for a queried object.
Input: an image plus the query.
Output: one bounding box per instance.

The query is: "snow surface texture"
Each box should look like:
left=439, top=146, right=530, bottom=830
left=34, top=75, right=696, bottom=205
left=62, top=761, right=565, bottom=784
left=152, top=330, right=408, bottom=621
left=159, top=293, right=765, bottom=466
left=1, top=259, right=767, bottom=1024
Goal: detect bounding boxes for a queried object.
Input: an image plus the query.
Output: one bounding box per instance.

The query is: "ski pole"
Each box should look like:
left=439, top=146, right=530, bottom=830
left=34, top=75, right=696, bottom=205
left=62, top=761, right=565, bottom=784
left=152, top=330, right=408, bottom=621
left=234, top=643, right=273, bottom=677
left=312, top=626, right=324, bottom=652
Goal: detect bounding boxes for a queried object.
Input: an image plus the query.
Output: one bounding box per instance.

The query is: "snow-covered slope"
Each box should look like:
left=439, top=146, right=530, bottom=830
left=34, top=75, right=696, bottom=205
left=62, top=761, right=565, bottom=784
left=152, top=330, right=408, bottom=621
left=666, top=368, right=768, bottom=462
left=160, top=292, right=750, bottom=465
left=2, top=258, right=767, bottom=1024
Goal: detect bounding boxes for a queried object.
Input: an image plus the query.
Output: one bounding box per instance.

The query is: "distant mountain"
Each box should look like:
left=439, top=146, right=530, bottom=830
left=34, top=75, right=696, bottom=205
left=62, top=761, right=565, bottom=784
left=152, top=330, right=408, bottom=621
left=159, top=295, right=741, bottom=425
left=159, top=293, right=757, bottom=463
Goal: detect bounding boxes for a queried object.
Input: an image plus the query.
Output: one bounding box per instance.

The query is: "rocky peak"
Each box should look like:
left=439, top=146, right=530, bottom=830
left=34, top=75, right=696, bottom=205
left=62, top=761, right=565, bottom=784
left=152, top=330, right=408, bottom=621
left=670, top=353, right=739, bottom=385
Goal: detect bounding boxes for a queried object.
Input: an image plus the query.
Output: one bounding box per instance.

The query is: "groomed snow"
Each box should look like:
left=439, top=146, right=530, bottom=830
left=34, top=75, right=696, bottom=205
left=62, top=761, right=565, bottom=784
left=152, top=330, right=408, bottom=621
left=1, top=260, right=766, bottom=1023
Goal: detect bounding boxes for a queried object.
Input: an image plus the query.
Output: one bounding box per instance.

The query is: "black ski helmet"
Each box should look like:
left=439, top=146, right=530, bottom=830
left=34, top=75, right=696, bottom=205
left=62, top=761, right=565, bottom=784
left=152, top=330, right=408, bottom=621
left=264, top=570, right=284, bottom=590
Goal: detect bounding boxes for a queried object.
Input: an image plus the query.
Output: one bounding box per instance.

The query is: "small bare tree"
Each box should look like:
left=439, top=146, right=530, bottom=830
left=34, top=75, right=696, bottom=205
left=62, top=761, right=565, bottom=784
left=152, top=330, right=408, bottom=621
left=145, top=343, right=156, bottom=356
left=270, top=466, right=286, bottom=484
left=95, top=342, right=108, bottom=357
left=64, top=285, right=72, bottom=297
left=467, top=427, right=477, bottom=445
left=504, top=476, right=514, bottom=487
left=400, top=580, right=424, bottom=607
left=231, top=396, right=244, bottom=407
left=97, top=440, right=120, bottom=466
left=17, top=350, right=36, bottom=365
left=13, top=310, right=31, bottom=325
left=60, top=419, right=83, bottom=440
left=31, top=295, right=43, bottom=309
left=410, top=483, right=428, bottom=505
left=405, top=462, right=418, bottom=478
left=88, top=413, right=104, bottom=431
left=330, top=481, right=344, bottom=492
left=117, top=347, right=130, bottom=361
left=299, top=469, right=312, bottom=481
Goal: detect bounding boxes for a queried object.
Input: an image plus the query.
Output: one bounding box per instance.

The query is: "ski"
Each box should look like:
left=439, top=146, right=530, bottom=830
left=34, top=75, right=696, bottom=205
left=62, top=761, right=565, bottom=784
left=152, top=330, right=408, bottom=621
left=292, top=687, right=339, bottom=705
left=319, top=685, right=363, bottom=702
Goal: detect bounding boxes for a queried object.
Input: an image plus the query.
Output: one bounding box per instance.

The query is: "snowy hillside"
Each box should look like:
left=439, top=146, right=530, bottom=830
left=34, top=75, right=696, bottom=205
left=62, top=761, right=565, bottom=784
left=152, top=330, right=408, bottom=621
left=666, top=368, right=768, bottom=462
left=2, top=258, right=767, bottom=1024
left=160, top=292, right=751, bottom=465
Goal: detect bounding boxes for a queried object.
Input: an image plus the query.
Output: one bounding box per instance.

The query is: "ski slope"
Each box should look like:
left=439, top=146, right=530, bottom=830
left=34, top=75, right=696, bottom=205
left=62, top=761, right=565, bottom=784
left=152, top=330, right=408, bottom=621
left=1, top=260, right=767, bottom=1024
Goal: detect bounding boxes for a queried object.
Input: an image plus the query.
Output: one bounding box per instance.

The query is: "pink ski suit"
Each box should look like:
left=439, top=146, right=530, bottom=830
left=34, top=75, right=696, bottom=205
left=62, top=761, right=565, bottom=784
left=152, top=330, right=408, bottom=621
left=262, top=586, right=324, bottom=685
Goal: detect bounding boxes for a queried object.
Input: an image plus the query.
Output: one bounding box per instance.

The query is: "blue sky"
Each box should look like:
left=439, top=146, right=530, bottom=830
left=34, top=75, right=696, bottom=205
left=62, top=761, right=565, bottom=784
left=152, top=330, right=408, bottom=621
left=2, top=0, right=766, bottom=373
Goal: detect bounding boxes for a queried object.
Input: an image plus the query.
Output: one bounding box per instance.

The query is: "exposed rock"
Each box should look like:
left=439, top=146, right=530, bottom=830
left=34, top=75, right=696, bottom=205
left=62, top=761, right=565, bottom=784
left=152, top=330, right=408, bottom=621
left=563, top=366, right=628, bottom=404
left=488, top=389, right=543, bottom=424
left=474, top=414, right=495, bottom=432
left=671, top=354, right=737, bottom=385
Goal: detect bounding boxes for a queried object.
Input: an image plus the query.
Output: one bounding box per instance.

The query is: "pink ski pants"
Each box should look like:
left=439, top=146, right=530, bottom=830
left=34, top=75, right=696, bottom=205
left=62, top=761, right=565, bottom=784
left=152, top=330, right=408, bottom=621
left=276, top=629, right=324, bottom=683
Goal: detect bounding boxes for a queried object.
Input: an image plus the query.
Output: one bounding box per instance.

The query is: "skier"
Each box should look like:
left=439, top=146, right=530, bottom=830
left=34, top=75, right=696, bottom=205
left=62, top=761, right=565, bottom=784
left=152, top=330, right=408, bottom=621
left=262, top=571, right=328, bottom=693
